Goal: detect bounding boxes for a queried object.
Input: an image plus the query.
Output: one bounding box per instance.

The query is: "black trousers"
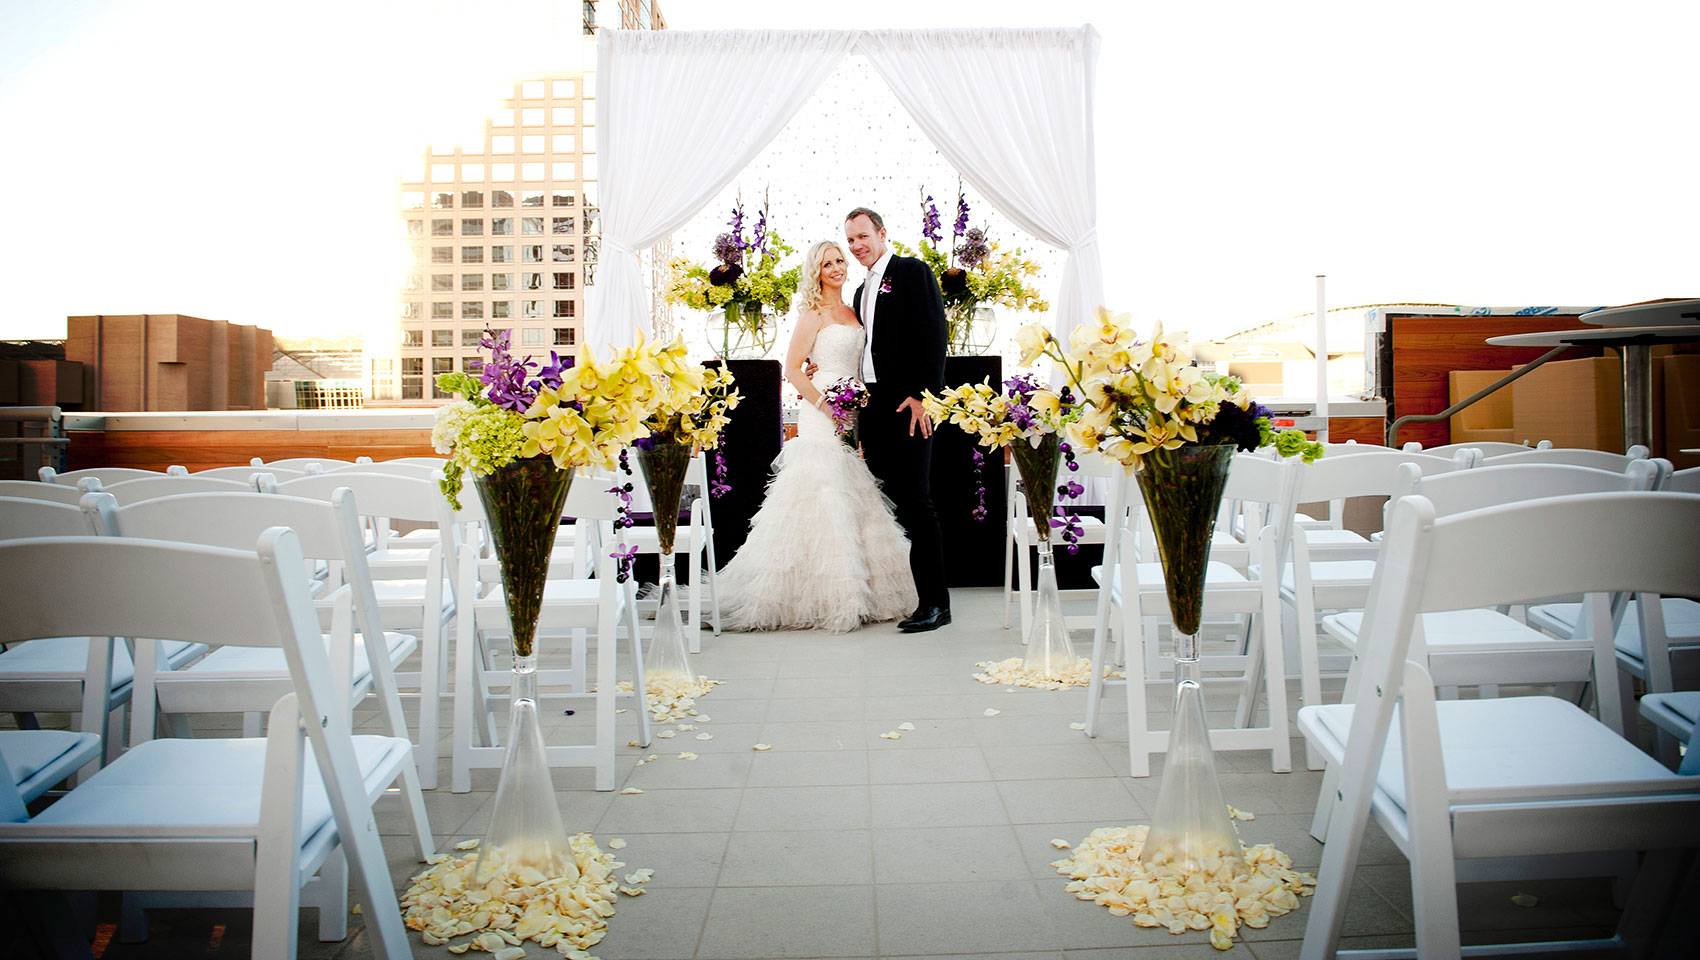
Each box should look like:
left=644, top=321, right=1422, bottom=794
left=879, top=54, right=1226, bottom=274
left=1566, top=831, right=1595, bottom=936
left=861, top=383, right=950, bottom=611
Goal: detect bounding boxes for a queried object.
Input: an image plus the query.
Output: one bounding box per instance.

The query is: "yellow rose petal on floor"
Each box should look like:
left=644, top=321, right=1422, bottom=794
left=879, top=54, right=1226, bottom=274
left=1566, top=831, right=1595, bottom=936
left=897, top=722, right=916, bottom=731
left=606, top=838, right=626, bottom=849
left=677, top=724, right=696, bottom=732
left=1054, top=824, right=1314, bottom=951
left=618, top=885, right=646, bottom=896
left=694, top=715, right=711, bottom=723
left=453, top=839, right=480, bottom=851
left=879, top=731, right=901, bottom=740
left=656, top=729, right=676, bottom=739
left=752, top=743, right=772, bottom=751
left=677, top=751, right=698, bottom=760
left=983, top=708, right=1001, bottom=717
left=619, top=787, right=644, bottom=795
left=973, top=657, right=1094, bottom=690
left=695, top=733, right=714, bottom=741
left=1051, top=839, right=1072, bottom=850
left=1069, top=722, right=1086, bottom=731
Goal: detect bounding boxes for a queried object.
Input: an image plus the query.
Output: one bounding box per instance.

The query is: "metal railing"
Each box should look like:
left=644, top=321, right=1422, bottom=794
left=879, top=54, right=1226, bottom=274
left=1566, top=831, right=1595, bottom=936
left=0, top=406, right=69, bottom=478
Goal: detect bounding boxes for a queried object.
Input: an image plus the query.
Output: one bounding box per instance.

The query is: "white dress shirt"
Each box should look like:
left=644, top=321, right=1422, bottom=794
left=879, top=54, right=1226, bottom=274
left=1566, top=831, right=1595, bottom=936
left=860, top=249, right=892, bottom=383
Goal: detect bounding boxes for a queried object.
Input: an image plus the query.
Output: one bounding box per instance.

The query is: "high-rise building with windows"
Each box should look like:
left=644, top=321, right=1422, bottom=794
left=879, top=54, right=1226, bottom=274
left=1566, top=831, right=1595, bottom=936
left=374, top=1, right=666, bottom=403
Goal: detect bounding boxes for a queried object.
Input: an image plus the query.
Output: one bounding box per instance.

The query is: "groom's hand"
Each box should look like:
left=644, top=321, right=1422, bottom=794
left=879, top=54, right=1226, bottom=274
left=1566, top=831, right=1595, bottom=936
left=804, top=359, right=819, bottom=379
left=897, top=397, right=933, bottom=438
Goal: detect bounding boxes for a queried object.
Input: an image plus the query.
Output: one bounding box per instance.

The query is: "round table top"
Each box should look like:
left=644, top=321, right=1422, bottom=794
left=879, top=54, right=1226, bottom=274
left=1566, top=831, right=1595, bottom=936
left=1579, top=299, right=1700, bottom=327
left=1487, top=325, right=1700, bottom=347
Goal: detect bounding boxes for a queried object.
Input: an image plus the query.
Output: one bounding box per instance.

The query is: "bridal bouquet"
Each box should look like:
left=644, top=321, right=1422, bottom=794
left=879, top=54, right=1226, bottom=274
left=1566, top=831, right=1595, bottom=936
left=821, top=377, right=869, bottom=437
left=1013, top=309, right=1324, bottom=471
left=431, top=328, right=695, bottom=511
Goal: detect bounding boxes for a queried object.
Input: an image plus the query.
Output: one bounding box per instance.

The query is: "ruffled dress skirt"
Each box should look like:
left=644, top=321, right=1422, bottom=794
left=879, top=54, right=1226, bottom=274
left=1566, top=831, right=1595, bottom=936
left=717, top=421, right=918, bottom=634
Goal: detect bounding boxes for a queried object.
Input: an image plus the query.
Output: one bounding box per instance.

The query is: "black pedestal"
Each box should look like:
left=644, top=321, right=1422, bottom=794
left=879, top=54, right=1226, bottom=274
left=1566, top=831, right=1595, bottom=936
left=705, top=358, right=782, bottom=565
left=933, top=355, right=1008, bottom=588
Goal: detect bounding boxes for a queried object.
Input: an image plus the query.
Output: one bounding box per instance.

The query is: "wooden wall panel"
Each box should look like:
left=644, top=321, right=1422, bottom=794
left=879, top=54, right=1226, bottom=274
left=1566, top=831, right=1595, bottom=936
left=1388, top=314, right=1599, bottom=448
left=67, top=429, right=436, bottom=472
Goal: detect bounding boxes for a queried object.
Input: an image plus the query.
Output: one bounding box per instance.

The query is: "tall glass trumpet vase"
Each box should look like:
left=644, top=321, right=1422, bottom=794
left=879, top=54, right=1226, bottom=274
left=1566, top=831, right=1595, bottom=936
left=1134, top=443, right=1246, bottom=877
left=1009, top=435, right=1077, bottom=678
left=636, top=439, right=699, bottom=685
left=471, top=457, right=577, bottom=881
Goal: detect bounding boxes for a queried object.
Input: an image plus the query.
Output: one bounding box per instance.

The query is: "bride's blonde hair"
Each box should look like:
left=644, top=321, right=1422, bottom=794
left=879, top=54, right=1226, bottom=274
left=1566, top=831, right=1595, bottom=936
left=796, top=240, right=844, bottom=316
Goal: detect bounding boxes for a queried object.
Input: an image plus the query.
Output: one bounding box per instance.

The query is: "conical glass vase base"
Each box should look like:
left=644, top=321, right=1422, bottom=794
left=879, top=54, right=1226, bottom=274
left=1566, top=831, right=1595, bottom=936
left=1022, top=546, right=1078, bottom=678
left=473, top=688, right=575, bottom=882
left=1142, top=679, right=1247, bottom=878
left=645, top=572, right=699, bottom=685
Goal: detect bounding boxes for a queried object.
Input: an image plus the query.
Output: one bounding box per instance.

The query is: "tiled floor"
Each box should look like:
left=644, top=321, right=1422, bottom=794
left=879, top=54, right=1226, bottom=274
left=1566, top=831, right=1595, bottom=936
left=49, top=588, right=1631, bottom=958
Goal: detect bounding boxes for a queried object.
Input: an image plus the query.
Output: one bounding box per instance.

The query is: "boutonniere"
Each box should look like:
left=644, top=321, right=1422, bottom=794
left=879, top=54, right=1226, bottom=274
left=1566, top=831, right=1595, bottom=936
left=879, top=276, right=893, bottom=295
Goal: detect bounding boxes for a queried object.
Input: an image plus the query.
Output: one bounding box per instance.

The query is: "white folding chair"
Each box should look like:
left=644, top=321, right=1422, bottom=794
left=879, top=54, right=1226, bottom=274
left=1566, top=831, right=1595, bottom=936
left=86, top=473, right=257, bottom=504
left=1085, top=454, right=1297, bottom=775
left=1639, top=692, right=1700, bottom=775
left=274, top=472, right=458, bottom=789
left=1666, top=466, right=1700, bottom=494
left=1279, top=449, right=1477, bottom=764
left=0, top=531, right=416, bottom=959
left=1306, top=460, right=1664, bottom=841
left=618, top=451, right=722, bottom=650
left=1479, top=445, right=1650, bottom=471
left=451, top=482, right=641, bottom=793
left=180, top=465, right=296, bottom=482
left=250, top=456, right=370, bottom=472
left=1402, top=439, right=1551, bottom=458
left=0, top=480, right=84, bottom=504
left=1006, top=451, right=1121, bottom=641
left=39, top=465, right=185, bottom=485
left=0, top=498, right=204, bottom=771
left=1298, top=491, right=1700, bottom=959
left=84, top=489, right=434, bottom=857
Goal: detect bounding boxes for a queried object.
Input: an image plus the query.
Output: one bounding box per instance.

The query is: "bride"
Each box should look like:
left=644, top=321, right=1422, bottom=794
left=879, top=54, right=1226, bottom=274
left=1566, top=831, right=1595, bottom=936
left=716, top=240, right=918, bottom=633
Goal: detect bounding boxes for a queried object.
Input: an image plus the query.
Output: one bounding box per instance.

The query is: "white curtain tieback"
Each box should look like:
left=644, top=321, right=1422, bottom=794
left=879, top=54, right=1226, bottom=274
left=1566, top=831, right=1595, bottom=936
left=602, top=238, right=637, bottom=259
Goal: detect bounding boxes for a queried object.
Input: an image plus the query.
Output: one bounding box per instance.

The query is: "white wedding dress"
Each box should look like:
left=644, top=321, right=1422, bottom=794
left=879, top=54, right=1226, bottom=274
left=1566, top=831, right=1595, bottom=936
left=717, top=322, right=918, bottom=633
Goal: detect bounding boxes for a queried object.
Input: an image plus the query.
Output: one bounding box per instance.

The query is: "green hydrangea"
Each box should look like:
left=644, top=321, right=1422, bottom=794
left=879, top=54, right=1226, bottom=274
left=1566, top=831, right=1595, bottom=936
left=433, top=399, right=529, bottom=511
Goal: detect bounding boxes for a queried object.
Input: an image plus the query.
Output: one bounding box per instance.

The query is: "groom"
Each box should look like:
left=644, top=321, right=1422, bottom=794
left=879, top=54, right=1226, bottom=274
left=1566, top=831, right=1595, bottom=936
left=846, top=207, right=951, bottom=632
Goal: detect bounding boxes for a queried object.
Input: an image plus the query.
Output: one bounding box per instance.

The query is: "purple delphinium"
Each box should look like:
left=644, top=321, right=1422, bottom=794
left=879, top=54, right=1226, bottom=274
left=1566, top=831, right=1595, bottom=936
left=921, top=193, right=943, bottom=247
left=958, top=226, right=990, bottom=270
left=727, top=202, right=746, bottom=251
left=750, top=203, right=769, bottom=261
left=953, top=190, right=970, bottom=241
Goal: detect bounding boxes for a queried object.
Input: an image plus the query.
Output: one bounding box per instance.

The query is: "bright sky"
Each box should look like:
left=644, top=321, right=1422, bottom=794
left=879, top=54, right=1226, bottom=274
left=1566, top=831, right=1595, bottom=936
left=2, top=0, right=1695, bottom=344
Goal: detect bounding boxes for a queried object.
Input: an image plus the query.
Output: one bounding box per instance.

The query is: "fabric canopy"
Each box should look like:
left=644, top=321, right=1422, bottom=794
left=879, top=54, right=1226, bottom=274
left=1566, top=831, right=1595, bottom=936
left=591, top=26, right=1103, bottom=354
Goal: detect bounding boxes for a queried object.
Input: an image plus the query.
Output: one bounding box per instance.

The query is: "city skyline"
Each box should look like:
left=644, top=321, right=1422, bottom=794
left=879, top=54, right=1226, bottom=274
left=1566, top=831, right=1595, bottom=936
left=2, top=1, right=1695, bottom=347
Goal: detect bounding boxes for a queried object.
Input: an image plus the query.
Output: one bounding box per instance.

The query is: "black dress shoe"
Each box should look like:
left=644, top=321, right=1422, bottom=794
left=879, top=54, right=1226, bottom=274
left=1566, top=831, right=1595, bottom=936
left=898, top=606, right=951, bottom=633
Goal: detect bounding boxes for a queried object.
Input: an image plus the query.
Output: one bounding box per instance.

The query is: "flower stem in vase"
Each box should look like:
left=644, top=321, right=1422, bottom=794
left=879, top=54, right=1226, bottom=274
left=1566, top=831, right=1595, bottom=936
left=1134, top=443, right=1247, bottom=878
left=471, top=457, right=576, bottom=881
left=637, top=439, right=698, bottom=684
left=1009, top=435, right=1077, bottom=676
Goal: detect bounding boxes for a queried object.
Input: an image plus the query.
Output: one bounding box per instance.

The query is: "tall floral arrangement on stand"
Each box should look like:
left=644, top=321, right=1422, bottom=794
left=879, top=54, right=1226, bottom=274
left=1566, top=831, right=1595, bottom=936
left=663, top=193, right=801, bottom=359
left=898, top=183, right=1048, bottom=355
left=630, top=365, right=740, bottom=707
left=1021, top=309, right=1321, bottom=949
left=922, top=373, right=1090, bottom=689
left=429, top=329, right=693, bottom=892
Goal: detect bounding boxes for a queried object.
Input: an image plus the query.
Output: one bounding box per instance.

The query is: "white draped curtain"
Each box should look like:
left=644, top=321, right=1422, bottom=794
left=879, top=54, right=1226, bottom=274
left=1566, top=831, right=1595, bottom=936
left=590, top=26, right=1103, bottom=352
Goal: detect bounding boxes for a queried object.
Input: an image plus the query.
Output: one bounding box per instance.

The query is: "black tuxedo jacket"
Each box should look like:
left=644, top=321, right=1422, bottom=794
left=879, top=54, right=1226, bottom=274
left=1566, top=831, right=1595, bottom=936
left=852, top=254, right=948, bottom=401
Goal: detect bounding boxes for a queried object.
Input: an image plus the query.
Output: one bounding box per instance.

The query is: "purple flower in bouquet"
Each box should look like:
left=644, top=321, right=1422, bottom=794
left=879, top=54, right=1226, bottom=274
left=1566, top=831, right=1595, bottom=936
left=921, top=193, right=943, bottom=246
left=478, top=328, right=541, bottom=411
left=727, top=202, right=746, bottom=249
left=712, top=232, right=743, bottom=267
left=821, top=377, right=870, bottom=436
left=537, top=350, right=573, bottom=390
left=953, top=191, right=970, bottom=241
left=708, top=262, right=744, bottom=286
left=711, top=448, right=731, bottom=498
left=958, top=226, right=990, bottom=270
left=1003, top=373, right=1042, bottom=404
left=750, top=203, right=769, bottom=260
